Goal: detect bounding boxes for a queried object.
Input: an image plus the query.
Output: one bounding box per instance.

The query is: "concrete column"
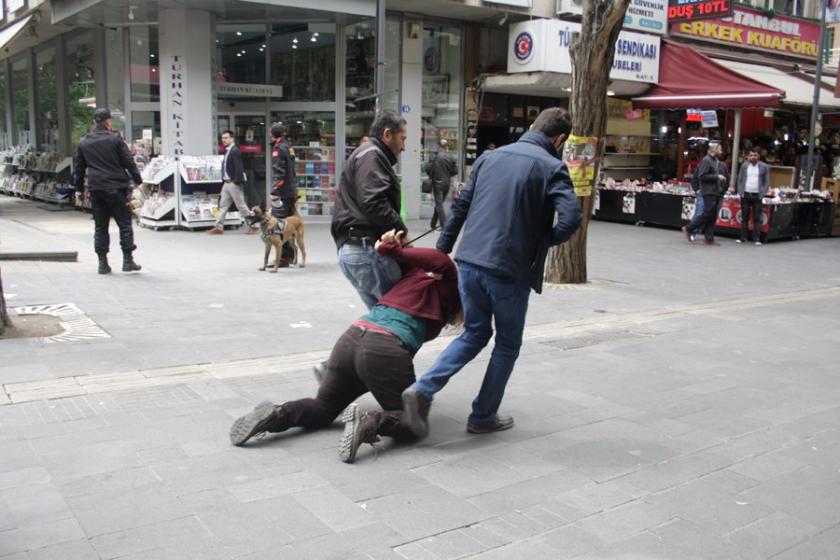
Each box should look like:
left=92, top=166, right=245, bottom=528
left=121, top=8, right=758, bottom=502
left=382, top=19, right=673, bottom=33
left=158, top=8, right=214, bottom=156
left=730, top=109, right=741, bottom=193
left=401, top=19, right=423, bottom=221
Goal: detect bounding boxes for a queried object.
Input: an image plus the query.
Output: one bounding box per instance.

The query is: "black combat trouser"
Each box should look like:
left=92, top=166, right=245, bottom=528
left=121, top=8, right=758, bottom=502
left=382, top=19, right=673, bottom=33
left=276, top=197, right=297, bottom=262
left=430, top=185, right=448, bottom=230
left=91, top=189, right=135, bottom=256
left=265, top=325, right=418, bottom=442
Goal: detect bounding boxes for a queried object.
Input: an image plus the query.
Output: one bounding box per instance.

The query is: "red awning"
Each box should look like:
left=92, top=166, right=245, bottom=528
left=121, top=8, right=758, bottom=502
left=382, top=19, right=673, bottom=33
left=632, top=41, right=784, bottom=110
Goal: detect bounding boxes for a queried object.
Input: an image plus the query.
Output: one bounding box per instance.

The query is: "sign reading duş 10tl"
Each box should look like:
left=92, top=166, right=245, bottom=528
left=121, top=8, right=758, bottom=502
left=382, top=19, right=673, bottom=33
left=667, top=0, right=733, bottom=22
left=670, top=5, right=819, bottom=59
left=508, top=19, right=660, bottom=84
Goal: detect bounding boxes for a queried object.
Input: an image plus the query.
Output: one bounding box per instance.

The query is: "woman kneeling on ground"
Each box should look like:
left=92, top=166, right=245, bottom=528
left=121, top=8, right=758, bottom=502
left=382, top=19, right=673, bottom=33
left=229, top=229, right=460, bottom=463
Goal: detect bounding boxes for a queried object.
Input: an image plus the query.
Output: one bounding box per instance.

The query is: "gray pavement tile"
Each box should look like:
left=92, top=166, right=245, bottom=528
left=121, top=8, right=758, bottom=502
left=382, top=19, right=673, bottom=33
left=726, top=512, right=821, bottom=558
left=408, top=527, right=492, bottom=559
left=66, top=484, right=189, bottom=536
left=90, top=515, right=213, bottom=560
left=361, top=485, right=489, bottom=542
left=574, top=498, right=677, bottom=545
left=0, top=518, right=85, bottom=556
left=553, top=480, right=644, bottom=519
left=728, top=452, right=808, bottom=483
left=288, top=523, right=406, bottom=560
left=0, top=441, right=38, bottom=474
left=36, top=440, right=143, bottom=481
left=25, top=539, right=99, bottom=560
left=769, top=524, right=840, bottom=560
left=227, top=471, right=329, bottom=503
left=0, top=552, right=29, bottom=560
left=465, top=538, right=559, bottom=559
left=0, top=500, right=14, bottom=533
left=290, top=486, right=374, bottom=533
left=1, top=483, right=73, bottom=528
left=467, top=468, right=594, bottom=518
left=335, top=470, right=431, bottom=503
left=148, top=452, right=265, bottom=495
left=176, top=488, right=239, bottom=511
left=55, top=466, right=161, bottom=498
left=0, top=468, right=51, bottom=492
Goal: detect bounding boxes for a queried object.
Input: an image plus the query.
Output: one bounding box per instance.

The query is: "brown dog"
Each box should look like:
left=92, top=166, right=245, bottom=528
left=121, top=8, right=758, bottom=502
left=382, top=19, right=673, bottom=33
left=248, top=206, right=306, bottom=272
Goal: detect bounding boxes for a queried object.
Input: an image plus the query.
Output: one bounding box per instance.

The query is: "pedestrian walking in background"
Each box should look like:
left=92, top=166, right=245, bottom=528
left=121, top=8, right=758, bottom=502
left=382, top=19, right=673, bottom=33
left=425, top=138, right=458, bottom=230
left=208, top=130, right=257, bottom=235
left=268, top=123, right=298, bottom=267
left=73, top=108, right=143, bottom=274
left=736, top=149, right=769, bottom=246
left=401, top=107, right=583, bottom=439
left=331, top=111, right=408, bottom=309
left=683, top=143, right=727, bottom=246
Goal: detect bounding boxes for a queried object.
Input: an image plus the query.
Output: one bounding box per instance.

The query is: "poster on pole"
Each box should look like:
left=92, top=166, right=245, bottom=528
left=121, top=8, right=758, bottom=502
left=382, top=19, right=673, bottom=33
left=562, top=135, right=599, bottom=197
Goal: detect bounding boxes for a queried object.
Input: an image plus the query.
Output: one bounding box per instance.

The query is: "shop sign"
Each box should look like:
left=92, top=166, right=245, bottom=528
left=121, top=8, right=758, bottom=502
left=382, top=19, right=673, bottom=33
left=624, top=0, right=668, bottom=35
left=485, top=0, right=532, bottom=6
left=216, top=82, right=283, bottom=98
left=670, top=5, right=820, bottom=59
left=507, top=19, right=660, bottom=84
left=701, top=110, right=719, bottom=128
left=667, top=0, right=733, bottom=23
left=165, top=55, right=185, bottom=159
left=562, top=135, right=599, bottom=197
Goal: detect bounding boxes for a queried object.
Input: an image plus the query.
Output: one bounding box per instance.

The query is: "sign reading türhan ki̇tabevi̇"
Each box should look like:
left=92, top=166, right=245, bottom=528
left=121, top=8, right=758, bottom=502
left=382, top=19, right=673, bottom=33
left=507, top=19, right=660, bottom=84
left=670, top=5, right=820, bottom=59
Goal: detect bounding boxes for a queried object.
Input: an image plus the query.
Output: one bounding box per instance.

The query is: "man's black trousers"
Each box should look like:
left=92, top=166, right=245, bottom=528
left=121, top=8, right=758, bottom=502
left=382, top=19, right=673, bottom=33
left=430, top=185, right=448, bottom=229
left=268, top=325, right=418, bottom=441
left=740, top=193, right=764, bottom=242
left=91, top=189, right=136, bottom=256
left=685, top=194, right=720, bottom=242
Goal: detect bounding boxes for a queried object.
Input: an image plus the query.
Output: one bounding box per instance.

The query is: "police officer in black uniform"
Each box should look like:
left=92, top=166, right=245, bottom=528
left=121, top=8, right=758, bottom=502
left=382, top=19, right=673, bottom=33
left=73, top=108, right=143, bottom=274
left=268, top=123, right=297, bottom=267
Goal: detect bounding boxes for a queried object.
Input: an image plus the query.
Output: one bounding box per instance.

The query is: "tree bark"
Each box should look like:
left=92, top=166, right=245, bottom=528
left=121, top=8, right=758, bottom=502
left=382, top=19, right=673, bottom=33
left=545, top=0, right=631, bottom=285
left=0, top=267, right=9, bottom=336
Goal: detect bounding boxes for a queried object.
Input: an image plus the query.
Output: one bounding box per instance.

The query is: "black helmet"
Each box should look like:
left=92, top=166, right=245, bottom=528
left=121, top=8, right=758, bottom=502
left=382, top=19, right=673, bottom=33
left=94, top=108, right=112, bottom=123
left=270, top=123, right=285, bottom=138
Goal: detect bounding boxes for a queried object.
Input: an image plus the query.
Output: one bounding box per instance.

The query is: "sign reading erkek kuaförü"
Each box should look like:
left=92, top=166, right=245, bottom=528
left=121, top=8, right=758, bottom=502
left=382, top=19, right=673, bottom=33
left=670, top=5, right=820, bottom=59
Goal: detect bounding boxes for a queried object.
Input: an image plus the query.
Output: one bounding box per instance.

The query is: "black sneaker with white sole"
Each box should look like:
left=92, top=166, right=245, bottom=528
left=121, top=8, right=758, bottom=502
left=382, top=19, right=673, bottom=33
left=229, top=401, right=282, bottom=446
left=401, top=387, right=431, bottom=440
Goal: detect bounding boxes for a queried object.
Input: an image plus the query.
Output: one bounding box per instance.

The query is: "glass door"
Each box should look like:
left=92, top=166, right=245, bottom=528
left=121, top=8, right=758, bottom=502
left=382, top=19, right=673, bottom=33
left=217, top=113, right=267, bottom=208
left=271, top=111, right=336, bottom=216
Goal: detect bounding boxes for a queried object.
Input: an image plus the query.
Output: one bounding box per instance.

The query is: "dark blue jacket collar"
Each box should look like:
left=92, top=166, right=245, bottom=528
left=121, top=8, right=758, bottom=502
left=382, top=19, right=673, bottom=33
left=518, top=131, right=560, bottom=159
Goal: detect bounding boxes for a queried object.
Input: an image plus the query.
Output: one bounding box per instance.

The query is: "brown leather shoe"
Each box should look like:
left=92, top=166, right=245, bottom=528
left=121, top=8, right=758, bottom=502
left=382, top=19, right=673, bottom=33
left=208, top=227, right=224, bottom=235
left=245, top=226, right=259, bottom=235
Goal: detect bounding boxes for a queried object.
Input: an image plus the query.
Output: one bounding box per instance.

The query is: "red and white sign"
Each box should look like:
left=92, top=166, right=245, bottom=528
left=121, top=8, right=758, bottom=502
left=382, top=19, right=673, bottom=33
left=715, top=198, right=771, bottom=233
left=668, top=0, right=733, bottom=23
left=671, top=5, right=820, bottom=59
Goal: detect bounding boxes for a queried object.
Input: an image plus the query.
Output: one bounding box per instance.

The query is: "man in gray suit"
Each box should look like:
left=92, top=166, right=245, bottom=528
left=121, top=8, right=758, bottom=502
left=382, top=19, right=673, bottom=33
left=735, top=149, right=770, bottom=246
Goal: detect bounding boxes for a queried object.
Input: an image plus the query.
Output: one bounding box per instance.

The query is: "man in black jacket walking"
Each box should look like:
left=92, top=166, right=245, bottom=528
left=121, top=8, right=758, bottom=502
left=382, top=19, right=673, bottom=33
left=683, top=143, right=727, bottom=246
left=331, top=111, right=408, bottom=309
left=73, top=108, right=143, bottom=274
left=209, top=130, right=257, bottom=235
left=425, top=138, right=458, bottom=230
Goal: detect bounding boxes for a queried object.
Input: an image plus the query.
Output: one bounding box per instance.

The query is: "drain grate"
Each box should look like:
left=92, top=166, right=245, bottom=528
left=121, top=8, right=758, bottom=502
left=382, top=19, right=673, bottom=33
left=540, top=330, right=652, bottom=351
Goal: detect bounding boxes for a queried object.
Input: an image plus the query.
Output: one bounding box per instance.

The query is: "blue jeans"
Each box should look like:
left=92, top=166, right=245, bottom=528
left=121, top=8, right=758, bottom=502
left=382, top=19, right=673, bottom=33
left=337, top=243, right=402, bottom=310
left=692, top=193, right=704, bottom=220
left=413, top=262, right=531, bottom=426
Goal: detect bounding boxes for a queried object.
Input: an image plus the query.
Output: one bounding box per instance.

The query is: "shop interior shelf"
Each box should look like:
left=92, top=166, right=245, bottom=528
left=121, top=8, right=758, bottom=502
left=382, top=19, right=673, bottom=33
left=602, top=166, right=651, bottom=170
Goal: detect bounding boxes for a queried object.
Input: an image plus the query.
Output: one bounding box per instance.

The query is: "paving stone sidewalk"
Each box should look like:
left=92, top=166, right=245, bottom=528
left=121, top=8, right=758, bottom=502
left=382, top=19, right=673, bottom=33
left=2, top=195, right=840, bottom=559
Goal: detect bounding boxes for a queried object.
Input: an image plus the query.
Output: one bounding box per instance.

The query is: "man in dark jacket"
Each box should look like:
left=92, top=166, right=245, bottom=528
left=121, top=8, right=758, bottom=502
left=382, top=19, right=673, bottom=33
left=735, top=149, right=770, bottom=245
left=268, top=123, right=298, bottom=266
left=683, top=143, right=727, bottom=245
left=209, top=130, right=257, bottom=235
left=425, top=138, right=458, bottom=229
left=331, top=111, right=408, bottom=309
left=73, top=108, right=143, bottom=274
left=402, top=108, right=583, bottom=438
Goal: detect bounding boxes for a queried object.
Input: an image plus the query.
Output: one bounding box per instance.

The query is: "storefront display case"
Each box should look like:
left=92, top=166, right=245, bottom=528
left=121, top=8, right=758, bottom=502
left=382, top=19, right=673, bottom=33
left=0, top=148, right=74, bottom=205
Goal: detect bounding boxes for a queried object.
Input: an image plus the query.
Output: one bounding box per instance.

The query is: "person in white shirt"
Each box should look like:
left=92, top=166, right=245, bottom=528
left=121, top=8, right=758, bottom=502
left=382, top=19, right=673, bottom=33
left=735, top=149, right=769, bottom=245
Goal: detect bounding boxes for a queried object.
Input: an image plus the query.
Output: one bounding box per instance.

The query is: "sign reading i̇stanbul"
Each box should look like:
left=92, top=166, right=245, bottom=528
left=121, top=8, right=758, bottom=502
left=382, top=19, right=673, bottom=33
left=670, top=5, right=820, bottom=59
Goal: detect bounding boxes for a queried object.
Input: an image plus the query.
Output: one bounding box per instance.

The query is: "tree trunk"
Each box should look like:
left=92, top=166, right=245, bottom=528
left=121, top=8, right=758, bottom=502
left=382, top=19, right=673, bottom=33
left=0, top=267, right=9, bottom=336
left=545, top=0, right=631, bottom=285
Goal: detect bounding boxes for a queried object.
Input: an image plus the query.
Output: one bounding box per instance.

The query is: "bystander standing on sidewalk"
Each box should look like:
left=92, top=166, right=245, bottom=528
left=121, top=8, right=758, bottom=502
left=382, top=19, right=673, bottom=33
left=735, top=149, right=769, bottom=246
left=425, top=138, right=458, bottom=230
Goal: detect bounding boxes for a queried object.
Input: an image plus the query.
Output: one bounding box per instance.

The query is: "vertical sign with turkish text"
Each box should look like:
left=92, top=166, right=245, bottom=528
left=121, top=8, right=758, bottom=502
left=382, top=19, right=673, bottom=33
left=167, top=55, right=185, bottom=159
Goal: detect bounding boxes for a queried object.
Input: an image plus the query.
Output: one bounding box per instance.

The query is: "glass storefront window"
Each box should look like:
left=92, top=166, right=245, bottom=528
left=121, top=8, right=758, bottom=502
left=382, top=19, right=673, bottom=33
left=272, top=111, right=336, bottom=216
left=345, top=20, right=375, bottom=155
left=131, top=111, right=161, bottom=158
left=421, top=24, right=462, bottom=174
left=0, top=67, right=7, bottom=149
left=130, top=26, right=159, bottom=103
left=216, top=24, right=267, bottom=85
left=106, top=28, right=126, bottom=135
left=66, top=32, right=97, bottom=147
left=12, top=56, right=31, bottom=146
left=269, top=23, right=335, bottom=101
left=37, top=47, right=59, bottom=152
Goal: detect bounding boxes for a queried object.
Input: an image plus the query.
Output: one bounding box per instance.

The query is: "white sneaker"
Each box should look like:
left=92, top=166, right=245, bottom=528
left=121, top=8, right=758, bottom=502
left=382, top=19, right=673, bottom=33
left=735, top=239, right=743, bottom=244
left=755, top=241, right=762, bottom=246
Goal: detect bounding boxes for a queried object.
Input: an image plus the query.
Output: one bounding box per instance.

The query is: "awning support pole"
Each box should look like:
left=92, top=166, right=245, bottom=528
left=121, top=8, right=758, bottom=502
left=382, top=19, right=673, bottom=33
left=730, top=109, right=742, bottom=193
left=806, top=0, right=828, bottom=191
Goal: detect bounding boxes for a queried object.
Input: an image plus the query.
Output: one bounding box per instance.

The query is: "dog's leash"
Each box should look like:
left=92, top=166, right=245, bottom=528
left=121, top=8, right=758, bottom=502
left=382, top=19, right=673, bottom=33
left=407, top=226, right=439, bottom=246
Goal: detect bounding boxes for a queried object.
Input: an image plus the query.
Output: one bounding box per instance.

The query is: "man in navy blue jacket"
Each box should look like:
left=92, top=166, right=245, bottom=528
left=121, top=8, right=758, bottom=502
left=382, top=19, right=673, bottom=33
left=402, top=108, right=583, bottom=438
